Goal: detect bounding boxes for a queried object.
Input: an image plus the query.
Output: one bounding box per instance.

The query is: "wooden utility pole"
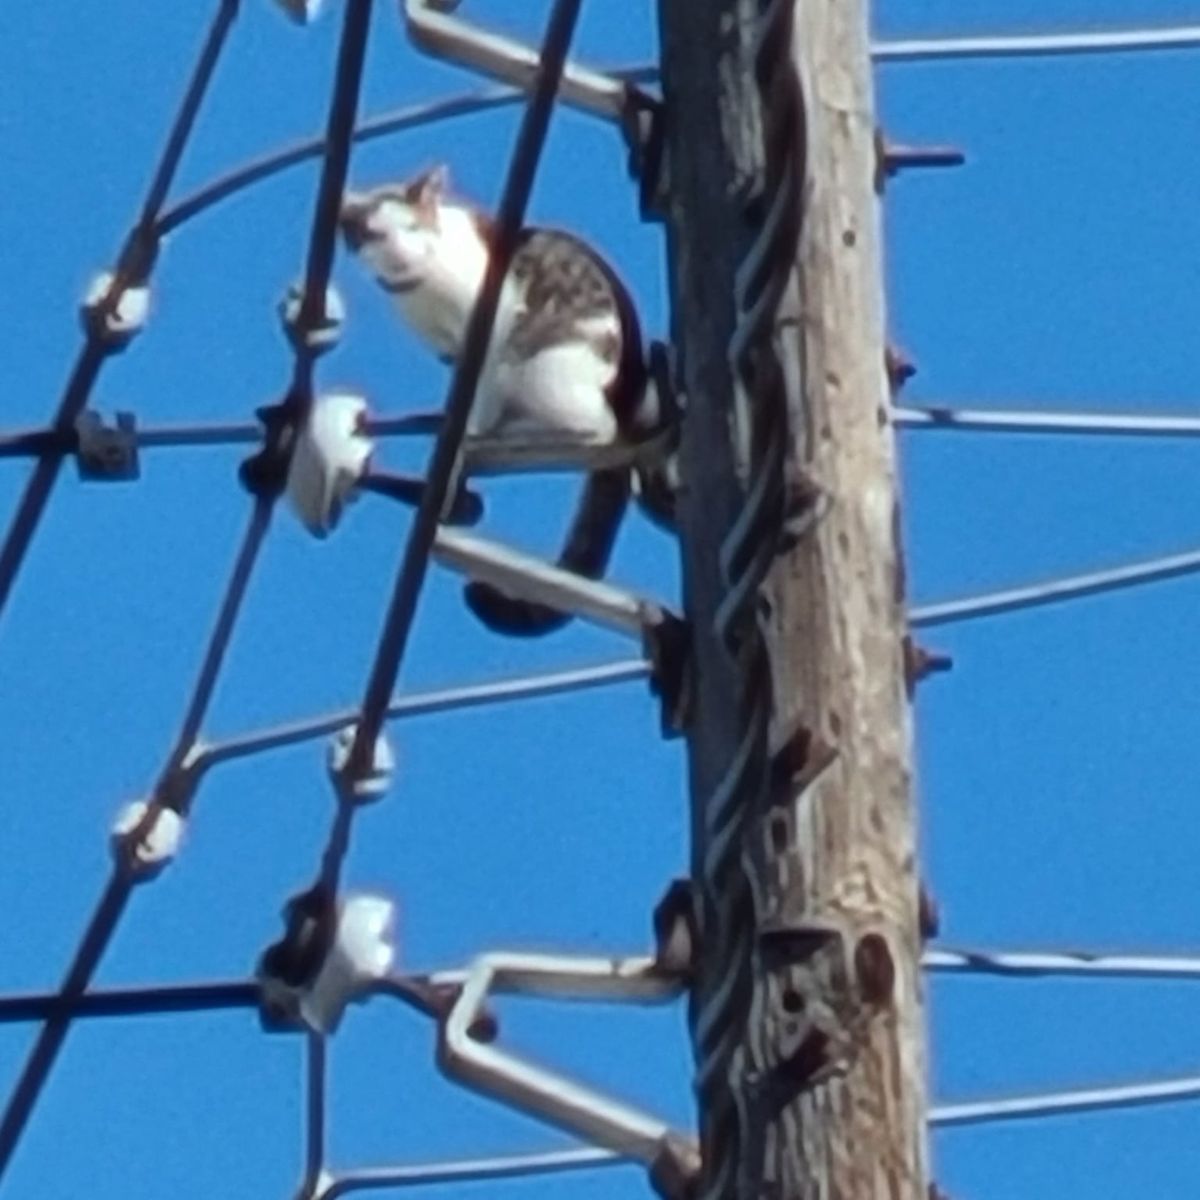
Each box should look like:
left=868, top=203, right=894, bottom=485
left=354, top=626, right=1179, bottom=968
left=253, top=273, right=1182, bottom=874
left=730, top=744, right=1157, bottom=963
left=656, top=2, right=929, bottom=1197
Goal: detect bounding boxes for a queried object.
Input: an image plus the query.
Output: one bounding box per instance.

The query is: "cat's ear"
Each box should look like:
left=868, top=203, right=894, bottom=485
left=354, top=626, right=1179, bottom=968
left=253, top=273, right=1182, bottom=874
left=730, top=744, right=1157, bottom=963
left=415, top=163, right=450, bottom=208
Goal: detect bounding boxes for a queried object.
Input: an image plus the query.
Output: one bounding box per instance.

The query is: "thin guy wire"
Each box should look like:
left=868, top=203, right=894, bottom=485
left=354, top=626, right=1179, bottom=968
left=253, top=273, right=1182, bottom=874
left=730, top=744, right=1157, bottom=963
left=924, top=947, right=1200, bottom=980
left=195, top=659, right=650, bottom=772
left=6, top=943, right=1200, bottom=1025
left=910, top=546, right=1200, bottom=628
left=0, top=0, right=239, bottom=626
left=895, top=405, right=1200, bottom=439
left=157, top=69, right=659, bottom=236
left=873, top=23, right=1200, bottom=64
left=0, top=4, right=373, bottom=1176
left=15, top=400, right=1200, bottom=462
left=342, top=0, right=584, bottom=784
left=170, top=499, right=276, bottom=761
left=930, top=1074, right=1200, bottom=1128
left=317, top=1148, right=623, bottom=1199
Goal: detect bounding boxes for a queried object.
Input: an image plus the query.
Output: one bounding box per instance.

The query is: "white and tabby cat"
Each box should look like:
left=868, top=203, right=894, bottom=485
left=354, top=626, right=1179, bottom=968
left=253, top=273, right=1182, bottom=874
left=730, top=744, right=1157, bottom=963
left=339, top=164, right=668, bottom=636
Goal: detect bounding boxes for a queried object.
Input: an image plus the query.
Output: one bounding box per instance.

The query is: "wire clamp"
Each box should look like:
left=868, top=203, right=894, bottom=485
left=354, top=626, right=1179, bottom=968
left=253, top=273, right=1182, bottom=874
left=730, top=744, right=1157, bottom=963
left=286, top=392, right=373, bottom=536
left=239, top=402, right=300, bottom=499
left=257, top=885, right=396, bottom=1034
left=279, top=281, right=345, bottom=354
left=644, top=613, right=691, bottom=737
left=74, top=410, right=140, bottom=482
left=110, top=800, right=184, bottom=878
left=328, top=722, right=396, bottom=802
left=80, top=270, right=150, bottom=348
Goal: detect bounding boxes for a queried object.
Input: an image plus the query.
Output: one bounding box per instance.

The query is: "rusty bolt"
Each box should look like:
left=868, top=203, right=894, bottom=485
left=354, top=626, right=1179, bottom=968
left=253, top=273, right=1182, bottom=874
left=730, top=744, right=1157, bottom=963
left=648, top=1133, right=701, bottom=1200
left=918, top=883, right=941, bottom=941
left=903, top=635, right=953, bottom=696
left=653, top=879, right=700, bottom=979
left=885, top=344, right=918, bottom=392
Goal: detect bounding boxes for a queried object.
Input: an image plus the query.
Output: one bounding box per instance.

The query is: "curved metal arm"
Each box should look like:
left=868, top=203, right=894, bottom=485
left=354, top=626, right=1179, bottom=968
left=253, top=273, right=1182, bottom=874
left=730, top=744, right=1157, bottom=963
left=440, top=952, right=688, bottom=1165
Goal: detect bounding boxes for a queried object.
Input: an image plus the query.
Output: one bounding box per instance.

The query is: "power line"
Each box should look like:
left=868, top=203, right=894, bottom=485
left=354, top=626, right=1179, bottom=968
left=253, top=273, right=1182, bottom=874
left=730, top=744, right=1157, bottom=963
left=874, top=23, right=1200, bottom=64
left=194, top=659, right=651, bottom=773
left=896, top=404, right=1200, bottom=439
left=931, top=1074, right=1200, bottom=1128
left=0, top=0, right=239, bottom=623
left=911, top=546, right=1200, bottom=628
left=925, top=947, right=1200, bottom=981
left=0, top=1, right=374, bottom=1177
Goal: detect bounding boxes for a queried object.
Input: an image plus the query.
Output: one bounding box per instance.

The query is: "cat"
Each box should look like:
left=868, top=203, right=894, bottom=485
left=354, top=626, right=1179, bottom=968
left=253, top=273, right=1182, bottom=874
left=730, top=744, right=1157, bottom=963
left=339, top=164, right=670, bottom=636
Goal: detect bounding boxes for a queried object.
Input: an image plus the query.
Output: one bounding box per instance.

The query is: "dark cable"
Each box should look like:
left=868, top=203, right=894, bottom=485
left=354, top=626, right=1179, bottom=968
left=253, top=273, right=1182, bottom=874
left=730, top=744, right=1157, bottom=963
left=343, top=0, right=585, bottom=786
left=0, top=3, right=375, bottom=1177
left=0, top=0, right=240, bottom=624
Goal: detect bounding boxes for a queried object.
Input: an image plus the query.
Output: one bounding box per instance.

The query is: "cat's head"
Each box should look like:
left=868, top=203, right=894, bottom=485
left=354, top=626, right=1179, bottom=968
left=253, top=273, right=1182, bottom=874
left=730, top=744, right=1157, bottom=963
left=339, top=164, right=458, bottom=292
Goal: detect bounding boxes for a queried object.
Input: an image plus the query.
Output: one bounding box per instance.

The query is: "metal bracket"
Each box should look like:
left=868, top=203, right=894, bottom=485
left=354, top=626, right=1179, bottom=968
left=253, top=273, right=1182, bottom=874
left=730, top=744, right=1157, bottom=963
left=401, top=1, right=668, bottom=217
left=75, top=410, right=140, bottom=482
left=256, top=884, right=338, bottom=1030
left=652, top=879, right=700, bottom=980
left=438, top=951, right=693, bottom=1172
left=643, top=612, right=690, bottom=737
left=403, top=0, right=629, bottom=122
left=240, top=402, right=299, bottom=500
left=620, top=87, right=668, bottom=221
left=432, top=527, right=677, bottom=642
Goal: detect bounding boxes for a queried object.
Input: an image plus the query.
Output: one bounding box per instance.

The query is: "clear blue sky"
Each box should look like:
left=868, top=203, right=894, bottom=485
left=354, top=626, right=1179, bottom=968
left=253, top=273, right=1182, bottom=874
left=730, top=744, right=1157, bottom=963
left=4, top=1, right=1200, bottom=1196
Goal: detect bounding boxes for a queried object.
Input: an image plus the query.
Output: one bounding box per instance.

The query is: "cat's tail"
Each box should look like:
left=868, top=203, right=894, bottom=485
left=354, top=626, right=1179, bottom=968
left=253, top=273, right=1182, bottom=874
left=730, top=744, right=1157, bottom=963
left=463, top=467, right=631, bottom=636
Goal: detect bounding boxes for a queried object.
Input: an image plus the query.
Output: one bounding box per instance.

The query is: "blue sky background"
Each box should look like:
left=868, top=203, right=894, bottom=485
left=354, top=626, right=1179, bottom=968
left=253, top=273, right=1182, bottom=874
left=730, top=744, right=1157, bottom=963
left=4, top=1, right=1200, bottom=1196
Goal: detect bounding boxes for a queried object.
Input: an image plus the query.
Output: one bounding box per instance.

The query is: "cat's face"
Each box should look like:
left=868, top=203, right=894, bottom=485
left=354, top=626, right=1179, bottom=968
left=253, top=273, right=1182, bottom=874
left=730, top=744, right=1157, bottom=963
left=339, top=164, right=450, bottom=293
